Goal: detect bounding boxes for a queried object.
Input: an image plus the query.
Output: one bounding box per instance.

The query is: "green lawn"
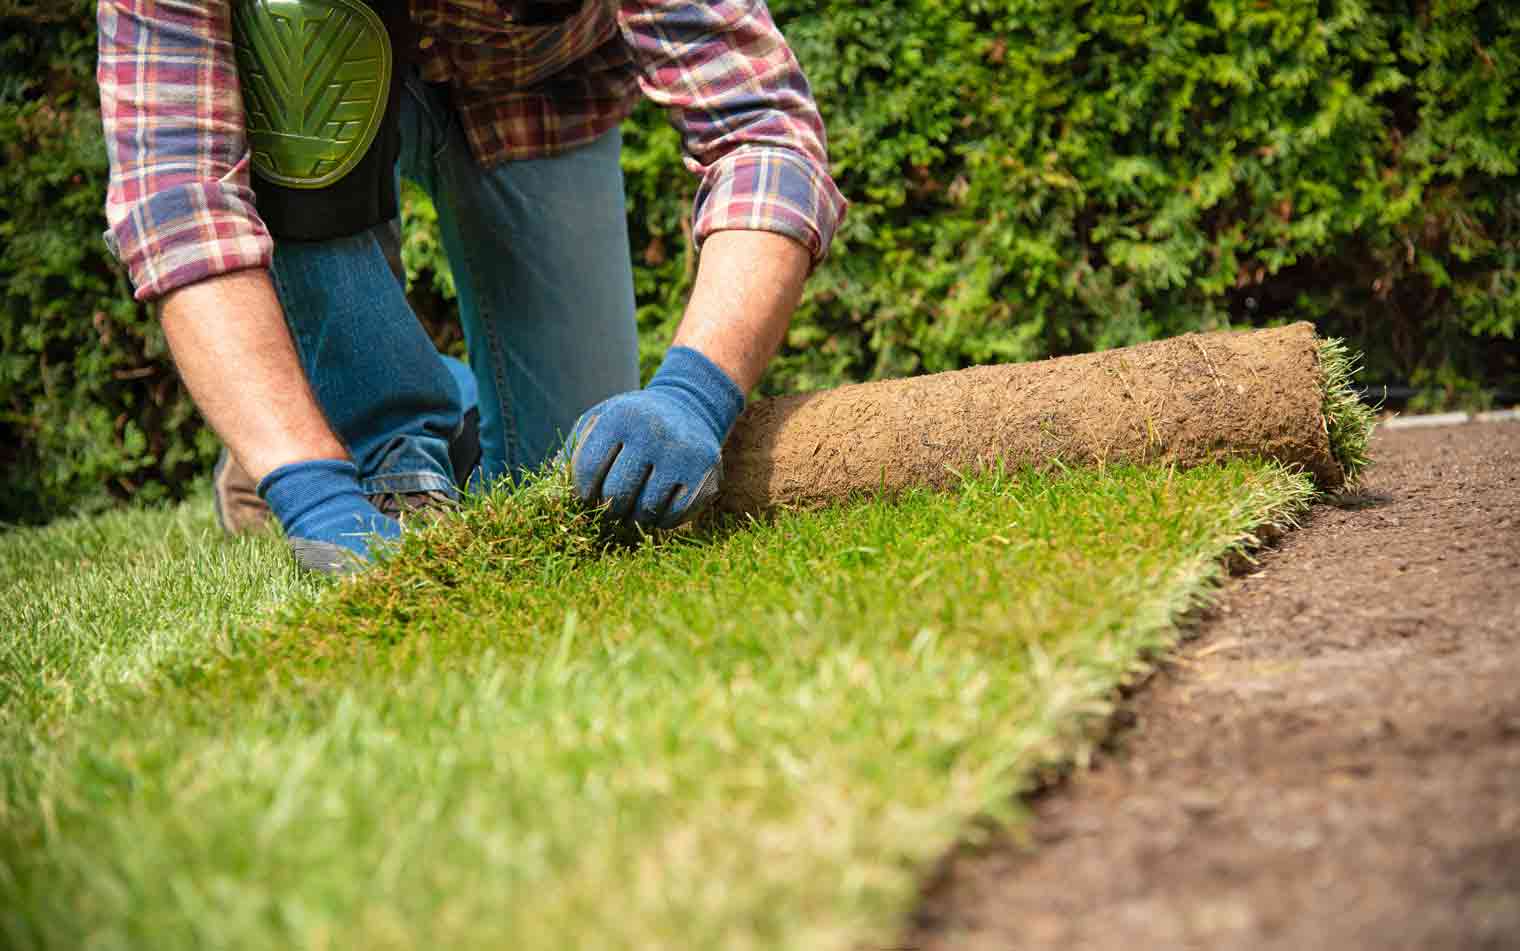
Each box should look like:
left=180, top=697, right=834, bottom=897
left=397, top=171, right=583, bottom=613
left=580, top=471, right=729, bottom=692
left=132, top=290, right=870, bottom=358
left=1, top=461, right=1312, bottom=950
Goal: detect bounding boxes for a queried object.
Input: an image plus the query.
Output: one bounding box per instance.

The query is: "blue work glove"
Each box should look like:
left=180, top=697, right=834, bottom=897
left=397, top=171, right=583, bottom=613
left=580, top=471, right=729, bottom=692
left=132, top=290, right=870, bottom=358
left=568, top=346, right=745, bottom=530
left=257, top=458, right=401, bottom=573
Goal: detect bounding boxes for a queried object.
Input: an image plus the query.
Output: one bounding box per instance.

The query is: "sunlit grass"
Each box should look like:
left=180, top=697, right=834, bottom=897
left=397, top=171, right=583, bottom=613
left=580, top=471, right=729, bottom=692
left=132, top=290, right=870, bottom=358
left=1, top=461, right=1312, bottom=950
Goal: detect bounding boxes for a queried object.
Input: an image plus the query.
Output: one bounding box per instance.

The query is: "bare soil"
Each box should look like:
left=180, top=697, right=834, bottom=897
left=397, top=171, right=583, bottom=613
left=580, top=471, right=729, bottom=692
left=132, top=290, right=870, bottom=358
left=722, top=323, right=1339, bottom=514
left=904, top=421, right=1520, bottom=951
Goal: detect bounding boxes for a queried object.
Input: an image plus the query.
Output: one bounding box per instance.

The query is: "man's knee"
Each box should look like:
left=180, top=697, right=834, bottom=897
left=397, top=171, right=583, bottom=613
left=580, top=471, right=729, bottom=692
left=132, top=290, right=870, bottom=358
left=231, top=0, right=408, bottom=242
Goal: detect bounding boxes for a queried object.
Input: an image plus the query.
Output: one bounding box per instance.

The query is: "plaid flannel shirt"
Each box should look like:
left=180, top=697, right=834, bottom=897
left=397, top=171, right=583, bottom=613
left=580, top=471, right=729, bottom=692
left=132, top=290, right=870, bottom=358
left=98, top=0, right=845, bottom=301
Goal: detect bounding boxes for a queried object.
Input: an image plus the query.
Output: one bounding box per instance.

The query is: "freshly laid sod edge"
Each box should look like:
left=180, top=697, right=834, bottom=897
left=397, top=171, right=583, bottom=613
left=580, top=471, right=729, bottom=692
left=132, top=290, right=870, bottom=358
left=1, top=461, right=1313, bottom=950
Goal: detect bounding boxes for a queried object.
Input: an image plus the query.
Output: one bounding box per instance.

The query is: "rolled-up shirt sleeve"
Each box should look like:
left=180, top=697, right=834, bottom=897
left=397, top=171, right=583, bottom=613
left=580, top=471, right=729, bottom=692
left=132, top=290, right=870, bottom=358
left=617, top=0, right=846, bottom=262
left=98, top=0, right=270, bottom=302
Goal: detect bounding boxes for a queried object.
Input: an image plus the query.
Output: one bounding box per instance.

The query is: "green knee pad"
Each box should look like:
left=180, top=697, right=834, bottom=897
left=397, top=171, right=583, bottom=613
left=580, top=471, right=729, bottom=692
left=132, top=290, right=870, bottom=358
left=232, top=0, right=405, bottom=240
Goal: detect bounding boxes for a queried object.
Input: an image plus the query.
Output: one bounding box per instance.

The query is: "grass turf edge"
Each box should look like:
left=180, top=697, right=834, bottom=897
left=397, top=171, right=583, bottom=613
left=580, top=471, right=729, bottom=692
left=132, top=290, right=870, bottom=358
left=1318, top=337, right=1377, bottom=487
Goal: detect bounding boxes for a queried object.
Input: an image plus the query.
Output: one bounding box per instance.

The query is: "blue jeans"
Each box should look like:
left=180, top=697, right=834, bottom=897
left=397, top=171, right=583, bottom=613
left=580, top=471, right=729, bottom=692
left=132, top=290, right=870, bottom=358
left=270, top=72, right=641, bottom=495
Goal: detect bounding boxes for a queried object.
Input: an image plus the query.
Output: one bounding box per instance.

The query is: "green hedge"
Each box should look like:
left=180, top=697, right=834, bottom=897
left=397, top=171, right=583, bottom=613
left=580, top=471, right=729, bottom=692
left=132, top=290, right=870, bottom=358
left=4, top=0, right=1518, bottom=524
left=2, top=3, right=212, bottom=521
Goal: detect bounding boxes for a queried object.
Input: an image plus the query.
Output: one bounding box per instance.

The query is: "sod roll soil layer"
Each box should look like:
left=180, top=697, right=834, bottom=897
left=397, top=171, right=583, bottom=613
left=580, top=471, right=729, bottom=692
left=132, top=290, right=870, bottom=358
left=718, top=322, right=1343, bottom=514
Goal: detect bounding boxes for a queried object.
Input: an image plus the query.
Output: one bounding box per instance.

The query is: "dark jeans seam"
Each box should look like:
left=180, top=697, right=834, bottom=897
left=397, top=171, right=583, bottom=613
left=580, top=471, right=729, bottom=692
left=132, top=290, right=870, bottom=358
left=478, top=303, right=522, bottom=473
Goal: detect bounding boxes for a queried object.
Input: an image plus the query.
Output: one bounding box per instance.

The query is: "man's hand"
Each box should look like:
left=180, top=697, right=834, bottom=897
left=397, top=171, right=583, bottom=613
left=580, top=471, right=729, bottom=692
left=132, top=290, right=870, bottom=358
left=258, top=459, right=401, bottom=573
left=568, top=347, right=744, bottom=529
left=569, top=230, right=809, bottom=528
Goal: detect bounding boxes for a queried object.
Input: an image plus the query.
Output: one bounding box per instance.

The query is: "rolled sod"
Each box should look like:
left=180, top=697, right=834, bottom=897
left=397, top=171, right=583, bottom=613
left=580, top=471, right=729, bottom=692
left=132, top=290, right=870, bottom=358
left=718, top=322, right=1371, bottom=513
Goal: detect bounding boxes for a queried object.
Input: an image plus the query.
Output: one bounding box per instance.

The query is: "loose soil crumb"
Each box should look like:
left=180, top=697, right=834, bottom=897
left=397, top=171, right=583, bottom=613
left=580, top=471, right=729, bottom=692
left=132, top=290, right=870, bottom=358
left=905, top=422, right=1520, bottom=951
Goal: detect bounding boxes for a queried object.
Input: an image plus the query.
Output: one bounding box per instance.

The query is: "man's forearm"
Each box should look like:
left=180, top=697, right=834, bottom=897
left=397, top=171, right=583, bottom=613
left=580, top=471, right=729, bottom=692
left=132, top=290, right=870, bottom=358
left=672, top=230, right=812, bottom=393
left=161, top=269, right=347, bottom=482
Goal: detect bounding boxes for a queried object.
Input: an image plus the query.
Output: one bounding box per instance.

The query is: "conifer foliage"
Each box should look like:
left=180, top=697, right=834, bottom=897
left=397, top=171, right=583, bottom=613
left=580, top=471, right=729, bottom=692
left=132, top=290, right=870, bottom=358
left=4, top=0, right=1517, bottom=522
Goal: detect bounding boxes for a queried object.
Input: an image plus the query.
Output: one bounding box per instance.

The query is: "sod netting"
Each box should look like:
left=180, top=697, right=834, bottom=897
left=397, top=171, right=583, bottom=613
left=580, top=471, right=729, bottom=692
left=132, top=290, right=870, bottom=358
left=2, top=461, right=1313, bottom=949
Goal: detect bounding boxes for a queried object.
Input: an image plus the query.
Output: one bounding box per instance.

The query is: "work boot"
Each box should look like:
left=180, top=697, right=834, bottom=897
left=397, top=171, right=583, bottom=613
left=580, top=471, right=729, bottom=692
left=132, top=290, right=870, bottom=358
left=212, top=448, right=273, bottom=535
left=369, top=488, right=460, bottom=527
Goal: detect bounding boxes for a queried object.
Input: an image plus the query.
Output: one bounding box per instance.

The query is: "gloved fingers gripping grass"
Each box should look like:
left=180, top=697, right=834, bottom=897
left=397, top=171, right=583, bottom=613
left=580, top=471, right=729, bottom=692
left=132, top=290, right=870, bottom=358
left=257, top=459, right=401, bottom=572
left=568, top=346, right=744, bottom=530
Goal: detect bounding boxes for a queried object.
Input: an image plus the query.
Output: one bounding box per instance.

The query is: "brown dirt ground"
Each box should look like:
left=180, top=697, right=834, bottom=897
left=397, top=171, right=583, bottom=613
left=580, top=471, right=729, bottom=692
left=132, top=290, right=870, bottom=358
left=904, top=421, right=1520, bottom=951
